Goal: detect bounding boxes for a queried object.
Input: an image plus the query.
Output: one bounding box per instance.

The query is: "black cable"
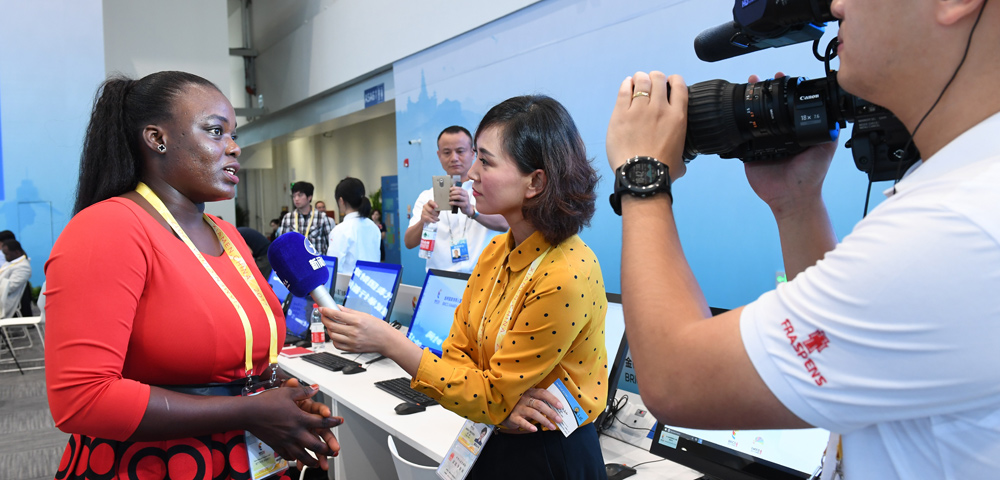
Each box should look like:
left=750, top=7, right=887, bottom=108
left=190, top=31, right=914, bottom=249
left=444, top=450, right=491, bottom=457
left=892, top=0, right=989, bottom=191
left=863, top=179, right=873, bottom=217
left=598, top=394, right=629, bottom=434
left=630, top=458, right=668, bottom=469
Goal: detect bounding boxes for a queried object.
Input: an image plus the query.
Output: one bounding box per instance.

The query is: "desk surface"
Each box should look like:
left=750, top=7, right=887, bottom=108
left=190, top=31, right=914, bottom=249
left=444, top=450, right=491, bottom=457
left=280, top=347, right=700, bottom=479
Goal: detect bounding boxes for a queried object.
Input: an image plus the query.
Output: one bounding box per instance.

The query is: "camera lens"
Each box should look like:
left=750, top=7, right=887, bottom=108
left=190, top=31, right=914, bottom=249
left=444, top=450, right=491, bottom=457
left=684, top=76, right=840, bottom=162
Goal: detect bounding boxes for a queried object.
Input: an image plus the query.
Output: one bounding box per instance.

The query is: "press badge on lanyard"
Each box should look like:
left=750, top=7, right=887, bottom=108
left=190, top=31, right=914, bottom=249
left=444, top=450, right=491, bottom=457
left=437, top=420, right=494, bottom=480
left=451, top=238, right=470, bottom=263
left=136, top=183, right=287, bottom=480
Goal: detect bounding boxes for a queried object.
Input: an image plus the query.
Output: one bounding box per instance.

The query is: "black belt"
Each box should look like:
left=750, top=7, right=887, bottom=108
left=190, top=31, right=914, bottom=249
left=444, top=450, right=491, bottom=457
left=156, top=376, right=260, bottom=397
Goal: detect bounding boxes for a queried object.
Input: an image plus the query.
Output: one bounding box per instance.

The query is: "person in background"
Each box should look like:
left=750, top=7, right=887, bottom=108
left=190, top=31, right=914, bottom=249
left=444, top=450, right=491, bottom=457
left=315, top=200, right=327, bottom=215
left=325, top=96, right=608, bottom=479
left=276, top=181, right=334, bottom=253
left=326, top=177, right=380, bottom=274
left=268, top=217, right=281, bottom=242
left=0, top=230, right=15, bottom=270
left=606, top=0, right=1000, bottom=478
left=0, top=239, right=31, bottom=318
left=238, top=226, right=273, bottom=278
left=45, top=71, right=341, bottom=480
left=404, top=126, right=509, bottom=273
left=371, top=209, right=387, bottom=261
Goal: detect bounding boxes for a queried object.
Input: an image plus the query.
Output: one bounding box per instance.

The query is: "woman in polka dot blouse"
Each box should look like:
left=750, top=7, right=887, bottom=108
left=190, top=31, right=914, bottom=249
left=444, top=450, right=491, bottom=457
left=325, top=95, right=609, bottom=479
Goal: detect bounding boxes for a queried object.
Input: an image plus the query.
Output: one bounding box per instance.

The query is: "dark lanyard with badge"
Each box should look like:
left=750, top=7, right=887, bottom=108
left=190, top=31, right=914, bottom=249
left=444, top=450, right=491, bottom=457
left=448, top=188, right=473, bottom=264
left=437, top=248, right=550, bottom=480
left=136, top=182, right=288, bottom=480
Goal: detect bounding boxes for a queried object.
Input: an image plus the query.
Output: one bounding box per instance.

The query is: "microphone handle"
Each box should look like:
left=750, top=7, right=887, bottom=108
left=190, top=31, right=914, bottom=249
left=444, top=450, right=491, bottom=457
left=311, top=287, right=341, bottom=311
left=452, top=176, right=461, bottom=214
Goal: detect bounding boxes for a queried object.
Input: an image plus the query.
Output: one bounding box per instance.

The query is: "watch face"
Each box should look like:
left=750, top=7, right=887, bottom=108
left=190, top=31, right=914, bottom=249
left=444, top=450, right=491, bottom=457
left=627, top=161, right=661, bottom=188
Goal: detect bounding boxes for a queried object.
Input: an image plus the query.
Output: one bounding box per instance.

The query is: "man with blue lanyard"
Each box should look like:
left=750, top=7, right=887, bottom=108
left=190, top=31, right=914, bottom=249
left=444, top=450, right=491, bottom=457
left=404, top=126, right=508, bottom=272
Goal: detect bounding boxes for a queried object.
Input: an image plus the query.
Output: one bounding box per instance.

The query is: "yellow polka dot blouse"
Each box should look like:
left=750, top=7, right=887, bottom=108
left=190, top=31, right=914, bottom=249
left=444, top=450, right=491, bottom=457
left=412, top=230, right=609, bottom=426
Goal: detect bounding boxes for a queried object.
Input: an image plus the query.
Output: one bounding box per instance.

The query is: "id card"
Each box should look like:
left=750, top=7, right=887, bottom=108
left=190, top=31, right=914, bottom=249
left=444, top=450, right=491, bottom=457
left=436, top=420, right=493, bottom=480
left=545, top=379, right=588, bottom=437
left=450, top=238, right=470, bottom=263
left=245, top=430, right=289, bottom=480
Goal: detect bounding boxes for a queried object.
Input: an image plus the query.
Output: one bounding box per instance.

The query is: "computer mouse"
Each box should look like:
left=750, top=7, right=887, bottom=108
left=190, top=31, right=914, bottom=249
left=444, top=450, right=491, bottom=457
left=342, top=364, right=366, bottom=375
left=605, top=463, right=636, bottom=480
left=394, top=402, right=426, bottom=415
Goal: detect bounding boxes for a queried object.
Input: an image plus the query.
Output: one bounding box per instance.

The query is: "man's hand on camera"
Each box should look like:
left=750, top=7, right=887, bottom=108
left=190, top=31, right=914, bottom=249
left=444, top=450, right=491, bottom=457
left=606, top=71, right=688, bottom=179
left=743, top=74, right=837, bottom=217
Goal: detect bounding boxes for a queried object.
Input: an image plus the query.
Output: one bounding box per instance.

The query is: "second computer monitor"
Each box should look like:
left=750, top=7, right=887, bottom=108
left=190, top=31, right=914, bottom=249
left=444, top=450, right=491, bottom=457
left=343, top=260, right=403, bottom=321
left=407, top=269, right=471, bottom=357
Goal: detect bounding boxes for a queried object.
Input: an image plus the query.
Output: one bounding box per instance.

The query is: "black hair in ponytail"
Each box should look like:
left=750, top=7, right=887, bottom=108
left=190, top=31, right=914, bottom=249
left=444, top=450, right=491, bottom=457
left=74, top=71, right=219, bottom=214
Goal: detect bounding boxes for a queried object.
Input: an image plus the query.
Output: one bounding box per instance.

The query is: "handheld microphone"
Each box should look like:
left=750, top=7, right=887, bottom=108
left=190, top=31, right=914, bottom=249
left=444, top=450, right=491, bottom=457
left=452, top=175, right=461, bottom=214
left=267, top=232, right=341, bottom=311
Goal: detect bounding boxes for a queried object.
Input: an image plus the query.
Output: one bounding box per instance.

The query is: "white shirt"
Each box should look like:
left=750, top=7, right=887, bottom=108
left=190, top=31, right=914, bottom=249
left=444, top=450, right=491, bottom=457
left=408, top=182, right=505, bottom=273
left=741, top=111, right=1000, bottom=479
left=0, top=254, right=31, bottom=318
left=326, top=212, right=381, bottom=274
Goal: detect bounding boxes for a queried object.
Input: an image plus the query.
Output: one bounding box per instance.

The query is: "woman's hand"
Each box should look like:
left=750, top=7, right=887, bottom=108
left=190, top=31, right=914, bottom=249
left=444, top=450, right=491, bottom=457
left=246, top=382, right=343, bottom=470
left=607, top=71, right=689, bottom=179
left=322, top=305, right=398, bottom=355
left=500, top=388, right=564, bottom=433
left=281, top=378, right=341, bottom=469
left=743, top=73, right=837, bottom=217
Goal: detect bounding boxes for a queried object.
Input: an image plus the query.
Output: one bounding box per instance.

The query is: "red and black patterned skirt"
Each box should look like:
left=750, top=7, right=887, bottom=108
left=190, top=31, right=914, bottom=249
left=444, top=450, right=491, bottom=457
left=54, top=430, right=292, bottom=480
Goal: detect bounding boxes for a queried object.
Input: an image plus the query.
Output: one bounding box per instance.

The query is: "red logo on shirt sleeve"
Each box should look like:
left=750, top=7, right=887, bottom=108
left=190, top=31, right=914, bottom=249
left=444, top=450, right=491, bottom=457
left=781, top=320, right=829, bottom=386
left=803, top=330, right=829, bottom=354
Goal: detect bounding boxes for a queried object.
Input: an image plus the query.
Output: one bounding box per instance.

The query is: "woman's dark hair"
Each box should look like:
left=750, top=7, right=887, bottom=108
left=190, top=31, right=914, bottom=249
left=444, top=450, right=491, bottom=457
left=74, top=71, right=220, bottom=214
left=474, top=95, right=598, bottom=246
left=2, top=239, right=24, bottom=255
left=334, top=177, right=372, bottom=218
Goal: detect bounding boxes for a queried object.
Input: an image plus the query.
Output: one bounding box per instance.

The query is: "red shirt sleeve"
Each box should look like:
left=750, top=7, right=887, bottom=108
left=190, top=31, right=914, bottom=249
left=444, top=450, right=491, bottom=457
left=45, top=200, right=153, bottom=440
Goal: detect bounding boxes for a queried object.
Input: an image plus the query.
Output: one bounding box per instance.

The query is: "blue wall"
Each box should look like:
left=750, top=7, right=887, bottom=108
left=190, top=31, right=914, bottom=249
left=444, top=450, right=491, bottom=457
left=393, top=0, right=887, bottom=308
left=0, top=0, right=106, bottom=287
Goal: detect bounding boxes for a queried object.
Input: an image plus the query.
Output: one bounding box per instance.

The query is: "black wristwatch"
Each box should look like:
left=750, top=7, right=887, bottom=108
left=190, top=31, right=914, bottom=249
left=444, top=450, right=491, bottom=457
left=609, top=156, right=672, bottom=215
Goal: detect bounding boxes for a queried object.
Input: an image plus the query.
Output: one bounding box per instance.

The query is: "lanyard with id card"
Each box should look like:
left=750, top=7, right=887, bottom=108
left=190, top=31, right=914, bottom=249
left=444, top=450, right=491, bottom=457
left=136, top=183, right=288, bottom=480
left=437, top=420, right=494, bottom=480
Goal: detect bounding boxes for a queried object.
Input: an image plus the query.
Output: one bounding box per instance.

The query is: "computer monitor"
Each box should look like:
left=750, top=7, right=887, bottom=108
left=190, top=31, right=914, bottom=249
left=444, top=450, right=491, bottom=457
left=644, top=308, right=831, bottom=480
left=268, top=255, right=337, bottom=340
left=343, top=260, right=403, bottom=321
left=406, top=269, right=471, bottom=356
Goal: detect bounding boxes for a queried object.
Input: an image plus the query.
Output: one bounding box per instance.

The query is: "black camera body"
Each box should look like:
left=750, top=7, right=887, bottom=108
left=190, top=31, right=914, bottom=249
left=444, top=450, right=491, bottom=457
left=687, top=0, right=918, bottom=181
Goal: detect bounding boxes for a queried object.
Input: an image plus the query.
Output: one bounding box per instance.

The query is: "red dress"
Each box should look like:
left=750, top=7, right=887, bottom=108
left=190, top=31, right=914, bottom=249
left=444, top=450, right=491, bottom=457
left=45, top=198, right=289, bottom=480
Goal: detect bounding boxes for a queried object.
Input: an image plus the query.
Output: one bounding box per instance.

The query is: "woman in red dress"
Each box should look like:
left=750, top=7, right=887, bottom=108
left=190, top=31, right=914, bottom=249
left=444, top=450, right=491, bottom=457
left=45, top=71, right=342, bottom=480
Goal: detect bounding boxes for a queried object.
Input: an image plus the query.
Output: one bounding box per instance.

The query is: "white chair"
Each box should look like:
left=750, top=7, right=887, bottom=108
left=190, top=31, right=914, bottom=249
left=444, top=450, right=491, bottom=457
left=0, top=283, right=44, bottom=374
left=387, top=435, right=438, bottom=480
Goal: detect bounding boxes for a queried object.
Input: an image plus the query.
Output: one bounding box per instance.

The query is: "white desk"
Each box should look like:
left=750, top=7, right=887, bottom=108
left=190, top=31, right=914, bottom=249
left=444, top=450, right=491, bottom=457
left=280, top=348, right=701, bottom=480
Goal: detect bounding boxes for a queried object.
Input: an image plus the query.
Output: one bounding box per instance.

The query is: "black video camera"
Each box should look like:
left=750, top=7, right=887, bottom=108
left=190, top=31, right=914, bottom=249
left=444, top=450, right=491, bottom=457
left=684, top=0, right=918, bottom=181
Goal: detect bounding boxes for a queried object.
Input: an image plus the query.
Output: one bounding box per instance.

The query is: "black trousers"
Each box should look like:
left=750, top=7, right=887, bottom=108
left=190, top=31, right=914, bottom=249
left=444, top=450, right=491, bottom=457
left=468, top=423, right=608, bottom=480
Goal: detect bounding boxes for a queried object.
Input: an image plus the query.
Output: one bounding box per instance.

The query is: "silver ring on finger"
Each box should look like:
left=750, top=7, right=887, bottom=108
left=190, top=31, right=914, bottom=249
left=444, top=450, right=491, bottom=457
left=528, top=398, right=535, bottom=409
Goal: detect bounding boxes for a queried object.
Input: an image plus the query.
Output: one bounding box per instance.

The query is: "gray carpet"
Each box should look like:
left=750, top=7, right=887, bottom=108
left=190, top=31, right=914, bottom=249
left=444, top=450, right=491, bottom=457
left=0, top=326, right=66, bottom=480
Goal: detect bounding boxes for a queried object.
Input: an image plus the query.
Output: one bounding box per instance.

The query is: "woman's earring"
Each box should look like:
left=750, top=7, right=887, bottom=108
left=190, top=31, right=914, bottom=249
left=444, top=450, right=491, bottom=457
left=157, top=144, right=166, bottom=153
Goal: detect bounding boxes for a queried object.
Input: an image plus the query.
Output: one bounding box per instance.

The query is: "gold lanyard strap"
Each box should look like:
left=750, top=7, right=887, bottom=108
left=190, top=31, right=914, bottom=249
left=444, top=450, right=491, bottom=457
left=293, top=209, right=316, bottom=238
left=478, top=248, right=551, bottom=353
left=135, top=182, right=278, bottom=376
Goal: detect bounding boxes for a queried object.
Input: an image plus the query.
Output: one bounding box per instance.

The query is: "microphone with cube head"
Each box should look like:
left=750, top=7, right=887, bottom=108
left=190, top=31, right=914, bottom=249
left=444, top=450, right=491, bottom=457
left=267, top=232, right=340, bottom=311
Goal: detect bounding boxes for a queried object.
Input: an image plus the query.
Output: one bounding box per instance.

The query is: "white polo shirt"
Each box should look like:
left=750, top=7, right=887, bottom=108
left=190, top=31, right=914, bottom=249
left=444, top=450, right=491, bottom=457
left=409, top=182, right=505, bottom=273
left=741, top=111, right=1000, bottom=479
left=326, top=212, right=381, bottom=274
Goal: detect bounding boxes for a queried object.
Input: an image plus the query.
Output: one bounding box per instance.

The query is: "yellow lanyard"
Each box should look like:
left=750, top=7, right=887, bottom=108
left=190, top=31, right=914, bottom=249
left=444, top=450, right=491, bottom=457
left=136, top=183, right=278, bottom=377
left=293, top=209, right=316, bottom=238
left=478, top=248, right=551, bottom=354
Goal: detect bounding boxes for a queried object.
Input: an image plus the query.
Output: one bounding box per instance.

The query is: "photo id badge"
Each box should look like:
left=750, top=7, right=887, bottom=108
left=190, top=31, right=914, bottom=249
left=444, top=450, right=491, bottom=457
left=245, top=430, right=289, bottom=480
left=450, top=238, right=470, bottom=263
left=436, top=420, right=493, bottom=480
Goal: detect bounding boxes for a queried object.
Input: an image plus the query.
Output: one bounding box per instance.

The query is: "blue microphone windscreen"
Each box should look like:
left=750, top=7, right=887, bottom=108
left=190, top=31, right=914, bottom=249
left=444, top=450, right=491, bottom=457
left=267, top=232, right=330, bottom=297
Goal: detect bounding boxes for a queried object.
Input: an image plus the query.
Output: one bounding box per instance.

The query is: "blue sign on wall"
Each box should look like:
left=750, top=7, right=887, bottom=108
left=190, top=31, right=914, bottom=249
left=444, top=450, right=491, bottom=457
left=364, top=83, right=385, bottom=109
left=0, top=80, right=5, bottom=201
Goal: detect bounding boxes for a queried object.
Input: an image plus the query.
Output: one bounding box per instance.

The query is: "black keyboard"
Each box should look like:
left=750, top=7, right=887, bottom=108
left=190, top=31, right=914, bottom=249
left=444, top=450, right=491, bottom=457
left=301, top=352, right=361, bottom=372
left=375, top=377, right=439, bottom=407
